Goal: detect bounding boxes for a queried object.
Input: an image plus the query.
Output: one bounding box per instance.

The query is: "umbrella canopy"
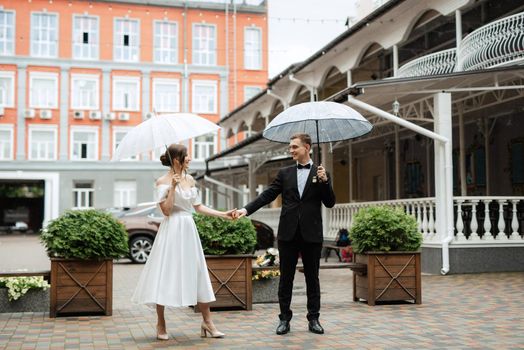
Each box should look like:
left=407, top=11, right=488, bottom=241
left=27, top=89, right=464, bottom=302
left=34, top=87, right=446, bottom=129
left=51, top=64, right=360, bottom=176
left=262, top=101, right=372, bottom=162
left=113, top=112, right=220, bottom=161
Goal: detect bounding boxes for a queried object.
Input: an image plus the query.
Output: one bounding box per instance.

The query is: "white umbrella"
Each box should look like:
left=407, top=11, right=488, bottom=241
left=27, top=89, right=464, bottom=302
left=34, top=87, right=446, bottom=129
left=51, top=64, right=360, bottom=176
left=113, top=113, right=220, bottom=161
left=263, top=101, right=372, bottom=163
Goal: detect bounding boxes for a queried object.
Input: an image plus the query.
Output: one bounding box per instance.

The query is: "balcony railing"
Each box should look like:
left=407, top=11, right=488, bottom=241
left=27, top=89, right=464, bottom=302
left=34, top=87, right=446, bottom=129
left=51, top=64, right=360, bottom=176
left=397, top=49, right=457, bottom=78
left=458, top=11, right=524, bottom=71
left=253, top=196, right=524, bottom=245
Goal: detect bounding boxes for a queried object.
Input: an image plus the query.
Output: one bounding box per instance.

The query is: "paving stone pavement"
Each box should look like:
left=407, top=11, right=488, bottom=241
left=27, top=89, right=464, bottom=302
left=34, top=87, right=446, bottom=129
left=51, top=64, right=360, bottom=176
left=1, top=258, right=523, bottom=349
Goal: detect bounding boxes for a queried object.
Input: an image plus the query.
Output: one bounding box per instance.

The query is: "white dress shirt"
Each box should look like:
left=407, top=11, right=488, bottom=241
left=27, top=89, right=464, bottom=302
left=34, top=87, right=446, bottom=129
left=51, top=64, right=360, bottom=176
left=297, top=160, right=313, bottom=198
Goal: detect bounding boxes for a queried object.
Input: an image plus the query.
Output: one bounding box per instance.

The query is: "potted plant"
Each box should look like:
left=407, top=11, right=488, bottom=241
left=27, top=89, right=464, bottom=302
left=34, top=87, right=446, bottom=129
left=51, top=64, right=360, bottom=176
left=0, top=276, right=50, bottom=313
left=40, top=209, right=129, bottom=317
left=193, top=214, right=257, bottom=310
left=252, top=248, right=280, bottom=304
left=349, top=206, right=423, bottom=305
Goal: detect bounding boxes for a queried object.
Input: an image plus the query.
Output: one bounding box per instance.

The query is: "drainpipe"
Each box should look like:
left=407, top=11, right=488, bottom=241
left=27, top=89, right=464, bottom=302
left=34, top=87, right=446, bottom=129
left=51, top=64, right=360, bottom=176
left=289, top=74, right=317, bottom=101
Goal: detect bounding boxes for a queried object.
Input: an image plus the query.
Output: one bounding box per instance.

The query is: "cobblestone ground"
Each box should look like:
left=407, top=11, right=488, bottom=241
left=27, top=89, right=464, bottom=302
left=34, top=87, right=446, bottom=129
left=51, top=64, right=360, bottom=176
left=1, top=235, right=524, bottom=349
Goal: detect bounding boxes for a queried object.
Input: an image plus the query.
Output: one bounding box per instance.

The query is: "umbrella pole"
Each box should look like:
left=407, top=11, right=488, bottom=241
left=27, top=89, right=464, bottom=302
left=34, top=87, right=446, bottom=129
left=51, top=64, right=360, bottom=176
left=315, top=120, right=321, bottom=164
left=165, top=144, right=175, bottom=172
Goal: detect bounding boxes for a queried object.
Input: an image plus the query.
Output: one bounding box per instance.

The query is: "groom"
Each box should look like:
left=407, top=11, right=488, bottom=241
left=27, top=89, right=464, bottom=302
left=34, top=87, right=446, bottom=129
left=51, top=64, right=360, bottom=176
left=235, top=133, right=336, bottom=335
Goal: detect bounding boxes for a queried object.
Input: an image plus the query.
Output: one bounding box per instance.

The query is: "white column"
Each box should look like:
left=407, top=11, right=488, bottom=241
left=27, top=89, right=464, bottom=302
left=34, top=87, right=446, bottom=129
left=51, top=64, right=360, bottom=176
left=248, top=158, right=256, bottom=201
left=455, top=10, right=462, bottom=70
left=101, top=68, right=111, bottom=161
left=59, top=68, right=69, bottom=160
left=395, top=126, right=400, bottom=199
left=16, top=65, right=27, bottom=160
left=393, top=45, right=399, bottom=77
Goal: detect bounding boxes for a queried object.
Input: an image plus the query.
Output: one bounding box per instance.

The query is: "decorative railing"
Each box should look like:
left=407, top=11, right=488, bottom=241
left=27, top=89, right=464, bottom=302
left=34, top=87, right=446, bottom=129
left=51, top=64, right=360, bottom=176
left=254, top=197, right=524, bottom=244
left=397, top=49, right=457, bottom=78
left=458, top=11, right=524, bottom=71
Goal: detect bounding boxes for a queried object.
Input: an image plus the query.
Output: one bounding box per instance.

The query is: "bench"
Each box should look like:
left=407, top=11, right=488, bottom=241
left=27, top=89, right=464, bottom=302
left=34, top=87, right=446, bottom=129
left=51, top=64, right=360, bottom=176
left=0, top=270, right=51, bottom=282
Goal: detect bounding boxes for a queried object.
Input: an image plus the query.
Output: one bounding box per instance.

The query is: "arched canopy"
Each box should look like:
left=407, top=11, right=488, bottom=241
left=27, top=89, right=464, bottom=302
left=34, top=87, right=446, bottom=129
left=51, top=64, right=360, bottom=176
left=318, top=66, right=346, bottom=101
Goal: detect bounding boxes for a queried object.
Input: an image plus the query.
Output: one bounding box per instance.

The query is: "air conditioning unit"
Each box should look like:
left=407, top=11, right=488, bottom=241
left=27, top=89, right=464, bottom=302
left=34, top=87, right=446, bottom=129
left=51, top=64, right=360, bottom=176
left=104, top=112, right=116, bottom=120
left=24, top=109, right=35, bottom=119
left=89, top=111, right=102, bottom=120
left=118, top=112, right=130, bottom=121
left=145, top=112, right=154, bottom=119
left=0, top=107, right=4, bottom=116
left=40, top=109, right=52, bottom=119
left=73, top=110, right=84, bottom=119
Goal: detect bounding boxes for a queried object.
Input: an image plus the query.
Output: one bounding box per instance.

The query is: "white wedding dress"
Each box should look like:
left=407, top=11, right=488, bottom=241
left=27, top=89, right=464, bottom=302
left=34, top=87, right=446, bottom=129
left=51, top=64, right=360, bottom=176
left=131, top=184, right=216, bottom=307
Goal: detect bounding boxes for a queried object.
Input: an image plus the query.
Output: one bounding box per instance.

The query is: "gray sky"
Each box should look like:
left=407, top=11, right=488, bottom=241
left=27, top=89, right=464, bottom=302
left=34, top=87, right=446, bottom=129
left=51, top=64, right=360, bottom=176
left=268, top=0, right=356, bottom=77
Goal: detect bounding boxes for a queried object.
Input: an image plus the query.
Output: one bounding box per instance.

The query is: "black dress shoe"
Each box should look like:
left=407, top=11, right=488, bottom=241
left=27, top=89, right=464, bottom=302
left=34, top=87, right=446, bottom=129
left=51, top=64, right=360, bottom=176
left=308, top=319, right=324, bottom=334
left=276, top=320, right=290, bottom=335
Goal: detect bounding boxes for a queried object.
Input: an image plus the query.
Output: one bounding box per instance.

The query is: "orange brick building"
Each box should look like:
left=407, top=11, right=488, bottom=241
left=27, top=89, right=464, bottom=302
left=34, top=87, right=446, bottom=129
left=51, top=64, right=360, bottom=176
left=0, top=0, right=267, bottom=229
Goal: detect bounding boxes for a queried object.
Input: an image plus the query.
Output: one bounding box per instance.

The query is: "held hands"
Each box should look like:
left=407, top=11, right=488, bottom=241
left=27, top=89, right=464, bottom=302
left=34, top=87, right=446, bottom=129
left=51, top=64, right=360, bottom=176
left=232, top=208, right=247, bottom=220
left=317, top=165, right=328, bottom=183
left=222, top=208, right=237, bottom=220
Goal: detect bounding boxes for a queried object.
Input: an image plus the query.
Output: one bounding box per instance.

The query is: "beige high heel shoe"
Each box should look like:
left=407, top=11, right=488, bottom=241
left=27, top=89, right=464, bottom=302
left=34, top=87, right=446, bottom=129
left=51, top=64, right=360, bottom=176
left=200, top=322, right=225, bottom=338
left=156, top=326, right=169, bottom=341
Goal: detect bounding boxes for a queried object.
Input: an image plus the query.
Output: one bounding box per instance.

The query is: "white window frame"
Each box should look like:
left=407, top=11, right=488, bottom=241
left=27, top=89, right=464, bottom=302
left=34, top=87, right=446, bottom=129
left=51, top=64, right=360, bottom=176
left=113, top=17, right=140, bottom=62
left=192, top=23, right=216, bottom=66
left=0, top=10, right=15, bottom=56
left=244, top=26, right=262, bottom=70
left=154, top=20, right=178, bottom=64
left=0, top=124, right=14, bottom=160
left=70, top=126, right=99, bottom=161
left=29, top=71, right=59, bottom=109
left=244, top=85, right=262, bottom=103
left=72, top=181, right=94, bottom=209
left=28, top=125, right=57, bottom=161
left=31, top=12, right=58, bottom=58
left=0, top=71, right=15, bottom=108
left=112, top=76, right=140, bottom=111
left=113, top=180, right=137, bottom=207
left=152, top=78, right=180, bottom=113
left=192, top=132, right=217, bottom=161
left=72, top=14, right=99, bottom=60
left=112, top=127, right=137, bottom=161
left=191, top=80, right=217, bottom=114
left=71, top=73, right=100, bottom=110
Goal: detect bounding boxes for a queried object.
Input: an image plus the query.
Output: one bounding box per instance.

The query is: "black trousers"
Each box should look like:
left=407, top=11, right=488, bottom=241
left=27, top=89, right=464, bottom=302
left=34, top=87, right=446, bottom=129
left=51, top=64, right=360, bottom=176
left=277, top=227, right=322, bottom=321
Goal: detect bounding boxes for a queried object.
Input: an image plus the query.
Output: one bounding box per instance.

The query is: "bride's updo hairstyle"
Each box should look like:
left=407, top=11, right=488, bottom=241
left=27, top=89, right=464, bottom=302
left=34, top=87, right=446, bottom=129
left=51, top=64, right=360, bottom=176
left=160, top=144, right=188, bottom=168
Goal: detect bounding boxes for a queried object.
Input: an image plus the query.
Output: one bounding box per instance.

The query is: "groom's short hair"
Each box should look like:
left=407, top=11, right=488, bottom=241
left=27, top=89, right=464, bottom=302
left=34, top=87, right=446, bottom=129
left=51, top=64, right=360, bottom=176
left=290, top=133, right=311, bottom=147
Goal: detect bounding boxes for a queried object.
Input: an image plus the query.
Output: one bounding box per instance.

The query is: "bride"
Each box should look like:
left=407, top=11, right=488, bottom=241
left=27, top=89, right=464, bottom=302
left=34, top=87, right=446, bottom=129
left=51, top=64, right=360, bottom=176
left=132, top=143, right=235, bottom=340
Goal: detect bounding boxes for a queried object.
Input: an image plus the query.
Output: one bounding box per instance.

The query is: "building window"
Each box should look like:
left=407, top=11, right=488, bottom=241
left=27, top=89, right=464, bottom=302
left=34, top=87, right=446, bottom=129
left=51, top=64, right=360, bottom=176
left=113, top=128, right=137, bottom=161
left=113, top=77, right=140, bottom=111
left=192, top=24, right=216, bottom=66
left=73, top=182, right=94, bottom=209
left=29, top=126, right=57, bottom=160
left=244, top=86, right=262, bottom=102
left=244, top=27, right=262, bottom=70
left=71, top=74, right=99, bottom=110
left=153, top=79, right=180, bottom=112
left=193, top=133, right=215, bottom=160
left=510, top=140, right=524, bottom=184
left=114, top=180, right=137, bottom=207
left=72, top=15, right=98, bottom=60
left=71, top=127, right=98, bottom=160
left=404, top=161, right=423, bottom=197
left=31, top=12, right=58, bottom=58
left=0, top=125, right=13, bottom=160
left=192, top=80, right=217, bottom=114
left=0, top=10, right=15, bottom=56
left=0, top=72, right=15, bottom=107
left=29, top=72, right=58, bottom=109
left=154, top=20, right=177, bottom=64
left=114, top=18, right=139, bottom=62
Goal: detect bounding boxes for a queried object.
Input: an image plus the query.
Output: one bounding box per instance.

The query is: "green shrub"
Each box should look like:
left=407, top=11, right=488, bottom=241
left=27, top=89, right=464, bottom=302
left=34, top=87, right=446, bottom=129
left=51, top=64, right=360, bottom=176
left=40, top=209, right=129, bottom=260
left=349, top=206, right=422, bottom=253
left=194, top=214, right=257, bottom=255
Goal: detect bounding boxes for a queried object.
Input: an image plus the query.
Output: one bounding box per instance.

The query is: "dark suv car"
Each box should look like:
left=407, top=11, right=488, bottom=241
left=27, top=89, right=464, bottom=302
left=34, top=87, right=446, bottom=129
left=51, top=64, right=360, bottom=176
left=113, top=204, right=274, bottom=263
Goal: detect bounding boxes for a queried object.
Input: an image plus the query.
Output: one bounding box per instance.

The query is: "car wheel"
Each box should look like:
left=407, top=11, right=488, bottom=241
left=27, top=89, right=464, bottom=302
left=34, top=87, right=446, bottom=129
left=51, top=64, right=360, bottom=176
left=129, top=236, right=153, bottom=263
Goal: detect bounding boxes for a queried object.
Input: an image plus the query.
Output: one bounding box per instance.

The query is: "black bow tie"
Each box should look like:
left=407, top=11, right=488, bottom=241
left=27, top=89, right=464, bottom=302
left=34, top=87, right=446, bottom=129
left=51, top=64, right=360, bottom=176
left=297, top=163, right=311, bottom=169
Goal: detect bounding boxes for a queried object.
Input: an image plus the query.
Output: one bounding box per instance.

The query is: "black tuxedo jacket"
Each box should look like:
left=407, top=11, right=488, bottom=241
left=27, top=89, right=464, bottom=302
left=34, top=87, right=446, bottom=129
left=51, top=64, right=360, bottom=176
left=245, top=164, right=336, bottom=243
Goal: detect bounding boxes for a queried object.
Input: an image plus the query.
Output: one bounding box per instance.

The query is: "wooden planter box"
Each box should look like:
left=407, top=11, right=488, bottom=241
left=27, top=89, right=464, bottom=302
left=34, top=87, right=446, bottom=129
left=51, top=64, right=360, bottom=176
left=50, top=258, right=113, bottom=317
left=351, top=252, right=421, bottom=306
left=204, top=255, right=253, bottom=311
